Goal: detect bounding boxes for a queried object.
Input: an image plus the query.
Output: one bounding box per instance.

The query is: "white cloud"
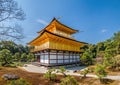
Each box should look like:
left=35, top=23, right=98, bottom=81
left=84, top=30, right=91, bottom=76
left=36, top=19, right=48, bottom=26
left=101, top=29, right=107, bottom=33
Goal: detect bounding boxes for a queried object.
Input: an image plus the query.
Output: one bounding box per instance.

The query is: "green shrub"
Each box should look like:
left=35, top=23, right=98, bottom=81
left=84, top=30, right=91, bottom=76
left=81, top=50, right=94, bottom=65
left=6, top=78, right=31, bottom=85
left=44, top=69, right=56, bottom=81
left=57, top=66, right=67, bottom=77
left=80, top=68, right=90, bottom=78
left=95, top=64, right=107, bottom=83
left=113, top=55, right=120, bottom=71
left=60, top=75, right=78, bottom=85
left=13, top=52, right=21, bottom=62
left=27, top=53, right=34, bottom=62
left=0, top=49, right=13, bottom=66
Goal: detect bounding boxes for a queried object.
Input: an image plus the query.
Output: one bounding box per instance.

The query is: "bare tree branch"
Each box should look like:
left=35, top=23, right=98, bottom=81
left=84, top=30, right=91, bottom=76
left=0, top=0, right=25, bottom=41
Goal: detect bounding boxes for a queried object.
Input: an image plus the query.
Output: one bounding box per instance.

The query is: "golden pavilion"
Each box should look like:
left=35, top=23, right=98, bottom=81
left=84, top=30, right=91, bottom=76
left=28, top=18, right=87, bottom=66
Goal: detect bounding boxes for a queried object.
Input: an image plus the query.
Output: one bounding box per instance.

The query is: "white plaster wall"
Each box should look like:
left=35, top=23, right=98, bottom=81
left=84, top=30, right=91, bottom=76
left=39, top=53, right=80, bottom=64
left=44, top=55, right=48, bottom=63
left=70, top=59, right=73, bottom=62
left=58, top=60, right=63, bottom=63
left=73, top=55, right=76, bottom=59
left=40, top=55, right=44, bottom=63
left=58, top=55, right=63, bottom=59
left=77, top=58, right=80, bottom=61
left=64, top=56, right=69, bottom=59
left=70, top=55, right=73, bottom=58
left=73, top=59, right=75, bottom=62
left=77, top=56, right=80, bottom=59
left=50, top=60, right=56, bottom=63
left=44, top=60, right=48, bottom=63
left=64, top=60, right=69, bottom=63
left=44, top=55, right=48, bottom=59
left=40, top=55, right=49, bottom=63
left=50, top=55, right=56, bottom=59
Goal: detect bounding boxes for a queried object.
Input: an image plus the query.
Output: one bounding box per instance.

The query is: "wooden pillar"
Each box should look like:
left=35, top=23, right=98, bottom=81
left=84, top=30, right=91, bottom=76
left=33, top=52, right=36, bottom=62
left=63, top=51, right=64, bottom=64
left=37, top=55, right=40, bottom=62
left=48, top=49, right=50, bottom=65
left=75, top=52, right=77, bottom=64
left=69, top=51, right=70, bottom=63
left=43, top=50, right=45, bottom=64
left=79, top=52, right=80, bottom=62
left=72, top=52, right=73, bottom=63
left=75, top=52, right=76, bottom=62
left=39, top=51, right=41, bottom=63
left=56, top=50, right=58, bottom=65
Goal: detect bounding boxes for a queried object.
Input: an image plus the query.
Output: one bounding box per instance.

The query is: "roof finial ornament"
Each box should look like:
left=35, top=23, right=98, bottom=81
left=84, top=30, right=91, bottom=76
left=57, top=16, right=62, bottom=20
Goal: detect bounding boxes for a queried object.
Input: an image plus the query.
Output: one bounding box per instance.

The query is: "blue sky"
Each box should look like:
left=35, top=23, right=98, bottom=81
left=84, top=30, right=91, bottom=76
left=16, top=0, right=120, bottom=45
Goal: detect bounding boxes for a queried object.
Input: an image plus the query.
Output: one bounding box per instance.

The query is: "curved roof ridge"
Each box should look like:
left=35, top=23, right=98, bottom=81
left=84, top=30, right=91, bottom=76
left=37, top=18, right=78, bottom=33
left=28, top=29, right=87, bottom=45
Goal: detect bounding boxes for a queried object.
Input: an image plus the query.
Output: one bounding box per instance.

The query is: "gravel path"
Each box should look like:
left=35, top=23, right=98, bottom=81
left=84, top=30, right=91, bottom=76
left=66, top=73, right=120, bottom=80
left=22, top=64, right=47, bottom=73
left=22, top=64, right=120, bottom=81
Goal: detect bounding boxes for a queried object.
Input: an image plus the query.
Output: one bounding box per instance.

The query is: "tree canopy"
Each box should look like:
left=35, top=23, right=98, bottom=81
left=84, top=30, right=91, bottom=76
left=0, top=41, right=34, bottom=66
left=0, top=49, right=12, bottom=66
left=81, top=31, right=120, bottom=70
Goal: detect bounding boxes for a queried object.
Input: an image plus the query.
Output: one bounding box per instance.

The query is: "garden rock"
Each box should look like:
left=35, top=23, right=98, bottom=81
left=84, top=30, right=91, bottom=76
left=73, top=70, right=77, bottom=73
left=2, top=74, right=20, bottom=80
left=24, top=64, right=27, bottom=67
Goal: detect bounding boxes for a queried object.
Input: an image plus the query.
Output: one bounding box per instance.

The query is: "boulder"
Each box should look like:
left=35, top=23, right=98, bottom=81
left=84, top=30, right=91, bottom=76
left=2, top=74, right=20, bottom=80
left=73, top=70, right=77, bottom=73
left=23, top=64, right=27, bottom=67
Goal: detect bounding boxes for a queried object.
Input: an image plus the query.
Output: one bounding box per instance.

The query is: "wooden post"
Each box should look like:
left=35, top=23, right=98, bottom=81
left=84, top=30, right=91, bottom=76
left=72, top=52, right=73, bottom=63
left=63, top=51, right=64, bottom=64
left=43, top=50, right=45, bottom=64
left=69, top=51, right=70, bottom=63
left=56, top=50, right=58, bottom=65
left=39, top=52, right=41, bottom=63
left=33, top=52, right=36, bottom=62
left=48, top=49, right=50, bottom=65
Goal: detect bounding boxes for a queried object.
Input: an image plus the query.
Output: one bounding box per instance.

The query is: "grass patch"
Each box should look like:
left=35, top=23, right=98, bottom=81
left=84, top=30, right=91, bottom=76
left=0, top=61, right=31, bottom=68
left=12, top=62, right=30, bottom=67
left=0, top=62, right=30, bottom=69
left=6, top=78, right=32, bottom=85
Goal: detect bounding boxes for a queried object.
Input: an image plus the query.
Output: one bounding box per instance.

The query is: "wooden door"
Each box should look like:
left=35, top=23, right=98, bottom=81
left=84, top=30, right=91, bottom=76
left=37, top=55, right=40, bottom=62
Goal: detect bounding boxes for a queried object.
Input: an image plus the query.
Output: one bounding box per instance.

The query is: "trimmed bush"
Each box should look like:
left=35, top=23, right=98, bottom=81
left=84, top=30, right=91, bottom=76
left=60, top=75, right=78, bottom=85
left=6, top=78, right=31, bottom=85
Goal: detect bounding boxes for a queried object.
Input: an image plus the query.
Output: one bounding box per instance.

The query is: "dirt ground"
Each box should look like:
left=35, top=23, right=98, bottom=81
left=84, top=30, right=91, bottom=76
left=0, top=66, right=120, bottom=85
